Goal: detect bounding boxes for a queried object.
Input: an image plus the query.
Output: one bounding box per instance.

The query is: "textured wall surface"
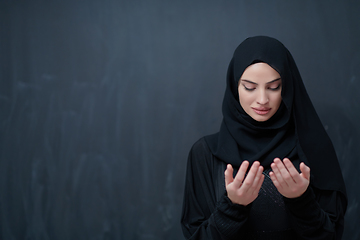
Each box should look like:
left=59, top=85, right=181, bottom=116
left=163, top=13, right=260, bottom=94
left=0, top=1, right=359, bottom=239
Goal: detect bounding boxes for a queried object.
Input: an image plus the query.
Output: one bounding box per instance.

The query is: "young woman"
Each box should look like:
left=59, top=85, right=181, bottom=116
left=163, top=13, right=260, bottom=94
left=181, top=36, right=347, bottom=239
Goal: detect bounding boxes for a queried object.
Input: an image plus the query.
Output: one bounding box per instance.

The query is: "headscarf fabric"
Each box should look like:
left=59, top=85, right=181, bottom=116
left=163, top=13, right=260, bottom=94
left=205, top=36, right=347, bottom=199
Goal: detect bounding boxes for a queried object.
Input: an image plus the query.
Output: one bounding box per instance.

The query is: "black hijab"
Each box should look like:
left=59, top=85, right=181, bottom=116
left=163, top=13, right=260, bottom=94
left=205, top=36, right=347, bottom=199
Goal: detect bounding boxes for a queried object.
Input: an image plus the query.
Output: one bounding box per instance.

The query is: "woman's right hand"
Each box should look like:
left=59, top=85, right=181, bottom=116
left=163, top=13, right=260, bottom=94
left=224, top=161, right=264, bottom=206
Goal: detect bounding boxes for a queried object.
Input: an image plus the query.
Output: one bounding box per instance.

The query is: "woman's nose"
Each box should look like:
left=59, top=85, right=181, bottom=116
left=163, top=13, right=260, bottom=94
left=256, top=91, right=269, bottom=105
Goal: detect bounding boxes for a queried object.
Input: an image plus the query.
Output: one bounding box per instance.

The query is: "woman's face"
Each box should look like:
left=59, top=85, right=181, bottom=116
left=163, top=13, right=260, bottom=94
left=238, top=62, right=282, bottom=122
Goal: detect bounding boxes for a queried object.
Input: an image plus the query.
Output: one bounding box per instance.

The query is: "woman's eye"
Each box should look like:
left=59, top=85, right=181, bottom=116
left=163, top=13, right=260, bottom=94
left=269, top=85, right=281, bottom=91
left=243, top=85, right=255, bottom=91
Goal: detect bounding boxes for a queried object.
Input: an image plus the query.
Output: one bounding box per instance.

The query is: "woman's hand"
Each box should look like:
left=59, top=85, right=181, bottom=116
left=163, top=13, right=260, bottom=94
left=225, top=161, right=265, bottom=206
left=269, top=158, right=310, bottom=198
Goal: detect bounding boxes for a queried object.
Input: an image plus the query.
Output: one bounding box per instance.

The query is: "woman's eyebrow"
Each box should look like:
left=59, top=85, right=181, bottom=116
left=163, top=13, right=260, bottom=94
left=240, top=78, right=281, bottom=85
left=240, top=79, right=257, bottom=85
left=266, top=78, right=281, bottom=84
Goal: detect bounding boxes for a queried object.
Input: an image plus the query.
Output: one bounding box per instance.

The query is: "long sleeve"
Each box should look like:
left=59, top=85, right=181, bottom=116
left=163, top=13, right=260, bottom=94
left=284, top=186, right=346, bottom=240
left=181, top=138, right=250, bottom=240
left=180, top=139, right=347, bottom=240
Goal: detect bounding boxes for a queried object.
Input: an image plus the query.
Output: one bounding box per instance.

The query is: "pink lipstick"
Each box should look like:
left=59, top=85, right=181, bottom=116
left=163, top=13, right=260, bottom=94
left=252, top=107, right=271, bottom=115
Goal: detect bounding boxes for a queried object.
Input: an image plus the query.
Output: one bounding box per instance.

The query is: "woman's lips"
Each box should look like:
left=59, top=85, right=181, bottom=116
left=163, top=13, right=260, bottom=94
left=252, top=107, right=271, bottom=115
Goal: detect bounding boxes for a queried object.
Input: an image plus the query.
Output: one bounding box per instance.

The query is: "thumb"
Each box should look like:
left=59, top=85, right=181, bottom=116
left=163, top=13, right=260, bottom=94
left=224, top=164, right=234, bottom=186
left=300, top=162, right=311, bottom=181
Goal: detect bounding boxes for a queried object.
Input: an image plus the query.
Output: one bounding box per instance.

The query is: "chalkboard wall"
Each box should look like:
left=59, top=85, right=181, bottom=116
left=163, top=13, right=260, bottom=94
left=1, top=1, right=359, bottom=239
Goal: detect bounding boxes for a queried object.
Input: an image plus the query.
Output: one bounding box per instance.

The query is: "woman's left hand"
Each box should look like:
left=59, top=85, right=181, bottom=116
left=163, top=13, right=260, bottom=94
left=269, top=158, right=310, bottom=198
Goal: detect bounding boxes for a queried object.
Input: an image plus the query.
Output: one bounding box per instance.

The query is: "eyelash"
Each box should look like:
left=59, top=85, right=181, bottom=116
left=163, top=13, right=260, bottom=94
left=243, top=85, right=281, bottom=91
left=269, top=85, right=281, bottom=91
left=243, top=85, right=255, bottom=91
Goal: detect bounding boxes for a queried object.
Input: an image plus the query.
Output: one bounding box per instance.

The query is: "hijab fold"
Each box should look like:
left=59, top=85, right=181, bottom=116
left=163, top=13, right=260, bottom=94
left=205, top=36, right=347, bottom=201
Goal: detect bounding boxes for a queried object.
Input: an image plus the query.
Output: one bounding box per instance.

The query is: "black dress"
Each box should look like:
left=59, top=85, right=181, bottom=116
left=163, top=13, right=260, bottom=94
left=181, top=36, right=347, bottom=240
left=181, top=137, right=346, bottom=240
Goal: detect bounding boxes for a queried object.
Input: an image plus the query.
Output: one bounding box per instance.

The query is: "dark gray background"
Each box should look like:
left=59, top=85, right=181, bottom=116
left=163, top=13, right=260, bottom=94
left=1, top=0, right=359, bottom=239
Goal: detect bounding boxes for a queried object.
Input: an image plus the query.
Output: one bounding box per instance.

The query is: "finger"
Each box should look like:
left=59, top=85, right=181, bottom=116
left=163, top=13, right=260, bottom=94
left=233, top=161, right=249, bottom=188
left=252, top=168, right=265, bottom=195
left=269, top=171, right=282, bottom=190
left=224, top=164, right=234, bottom=186
left=271, top=159, right=288, bottom=188
left=252, top=165, right=264, bottom=187
left=241, top=161, right=261, bottom=191
left=300, top=162, right=311, bottom=181
left=283, top=158, right=302, bottom=183
left=274, top=158, right=294, bottom=186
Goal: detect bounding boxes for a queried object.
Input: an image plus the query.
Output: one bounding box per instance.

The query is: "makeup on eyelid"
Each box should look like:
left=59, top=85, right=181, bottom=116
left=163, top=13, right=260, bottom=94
left=238, top=63, right=282, bottom=122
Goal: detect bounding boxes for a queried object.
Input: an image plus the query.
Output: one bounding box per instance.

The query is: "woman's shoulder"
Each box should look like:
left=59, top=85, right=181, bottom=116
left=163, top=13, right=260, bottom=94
left=187, top=133, right=221, bottom=168
left=190, top=133, right=218, bottom=155
left=187, top=134, right=224, bottom=178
